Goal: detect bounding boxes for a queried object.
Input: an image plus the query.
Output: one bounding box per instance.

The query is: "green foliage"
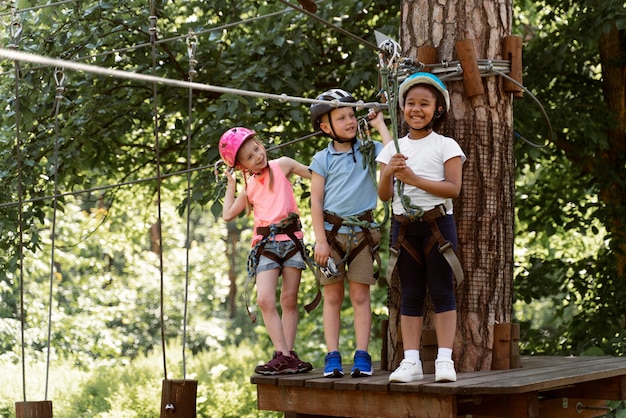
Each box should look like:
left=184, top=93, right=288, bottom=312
left=0, top=342, right=281, bottom=418
left=513, top=0, right=626, bottom=357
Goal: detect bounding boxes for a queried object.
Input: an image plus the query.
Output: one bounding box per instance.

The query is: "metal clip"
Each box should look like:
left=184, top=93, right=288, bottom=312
left=320, top=257, right=340, bottom=279
left=186, top=31, right=198, bottom=78
left=8, top=8, right=23, bottom=48
left=54, top=67, right=66, bottom=99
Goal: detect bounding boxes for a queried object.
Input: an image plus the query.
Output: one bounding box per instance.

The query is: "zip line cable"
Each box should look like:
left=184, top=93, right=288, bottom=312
left=0, top=48, right=388, bottom=110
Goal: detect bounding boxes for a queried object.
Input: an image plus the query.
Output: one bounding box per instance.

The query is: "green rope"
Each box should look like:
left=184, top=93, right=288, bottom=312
left=379, top=59, right=424, bottom=218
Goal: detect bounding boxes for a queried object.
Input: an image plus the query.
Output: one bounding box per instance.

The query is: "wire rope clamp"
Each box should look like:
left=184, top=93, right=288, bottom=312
left=455, top=39, right=485, bottom=97
left=502, top=36, right=523, bottom=97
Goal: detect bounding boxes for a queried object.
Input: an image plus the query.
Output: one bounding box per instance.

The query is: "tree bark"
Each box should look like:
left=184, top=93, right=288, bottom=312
left=597, top=24, right=626, bottom=277
left=388, top=0, right=515, bottom=372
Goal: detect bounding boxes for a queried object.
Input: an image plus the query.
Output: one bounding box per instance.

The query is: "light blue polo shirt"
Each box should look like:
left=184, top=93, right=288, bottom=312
left=310, top=140, right=383, bottom=233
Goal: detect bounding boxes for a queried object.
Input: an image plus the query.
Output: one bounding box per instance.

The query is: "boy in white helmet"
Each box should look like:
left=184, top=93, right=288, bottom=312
left=309, top=89, right=391, bottom=378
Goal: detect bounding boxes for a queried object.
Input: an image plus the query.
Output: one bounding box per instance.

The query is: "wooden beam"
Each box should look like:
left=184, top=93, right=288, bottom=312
left=456, top=393, right=539, bottom=418
left=15, top=401, right=52, bottom=418
left=160, top=379, right=198, bottom=417
left=257, top=385, right=456, bottom=418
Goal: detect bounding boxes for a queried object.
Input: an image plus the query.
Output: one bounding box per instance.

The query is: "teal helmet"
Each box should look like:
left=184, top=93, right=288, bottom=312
left=398, top=72, right=450, bottom=112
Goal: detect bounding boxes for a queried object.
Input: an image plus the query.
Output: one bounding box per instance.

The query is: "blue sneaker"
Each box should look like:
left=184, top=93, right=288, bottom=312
left=324, top=351, right=343, bottom=377
left=351, top=350, right=373, bottom=377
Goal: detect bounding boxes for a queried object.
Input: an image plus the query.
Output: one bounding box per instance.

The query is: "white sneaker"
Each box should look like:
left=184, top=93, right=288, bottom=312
left=389, top=359, right=424, bottom=383
left=435, top=359, right=457, bottom=382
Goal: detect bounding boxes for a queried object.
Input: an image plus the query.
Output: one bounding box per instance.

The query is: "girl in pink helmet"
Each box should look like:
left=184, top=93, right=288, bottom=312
left=218, top=127, right=312, bottom=375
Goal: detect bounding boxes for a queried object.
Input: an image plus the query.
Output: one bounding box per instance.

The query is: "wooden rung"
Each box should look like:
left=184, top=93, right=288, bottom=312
left=502, top=36, right=523, bottom=97
left=422, top=328, right=438, bottom=346
left=160, top=379, right=198, bottom=417
left=492, top=323, right=521, bottom=370
left=417, top=45, right=437, bottom=67
left=15, top=401, right=53, bottom=418
left=455, top=39, right=485, bottom=97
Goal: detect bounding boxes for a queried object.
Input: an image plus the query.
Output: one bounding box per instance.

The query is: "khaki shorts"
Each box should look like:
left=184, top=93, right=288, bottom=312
left=319, top=229, right=380, bottom=286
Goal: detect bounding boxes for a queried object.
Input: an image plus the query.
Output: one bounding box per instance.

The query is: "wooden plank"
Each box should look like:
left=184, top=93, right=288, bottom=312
left=254, top=356, right=626, bottom=417
left=422, top=356, right=626, bottom=395
left=539, top=398, right=610, bottom=418
left=456, top=392, right=539, bottom=418
left=467, top=357, right=626, bottom=394
left=541, top=375, right=626, bottom=400
left=15, top=401, right=53, bottom=418
left=257, top=384, right=457, bottom=418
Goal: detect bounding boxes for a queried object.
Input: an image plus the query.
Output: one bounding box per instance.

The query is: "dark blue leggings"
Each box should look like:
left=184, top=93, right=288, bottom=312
left=391, top=215, right=458, bottom=316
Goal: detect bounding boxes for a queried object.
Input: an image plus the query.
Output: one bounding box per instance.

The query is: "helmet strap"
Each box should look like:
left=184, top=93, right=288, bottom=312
left=322, top=114, right=357, bottom=145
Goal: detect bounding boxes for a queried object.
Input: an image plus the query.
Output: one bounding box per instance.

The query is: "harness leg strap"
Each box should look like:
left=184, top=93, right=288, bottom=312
left=426, top=219, right=464, bottom=285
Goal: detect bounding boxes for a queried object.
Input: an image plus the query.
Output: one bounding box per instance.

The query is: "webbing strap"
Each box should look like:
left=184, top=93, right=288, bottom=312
left=388, top=208, right=464, bottom=286
left=426, top=219, right=464, bottom=285
left=323, top=211, right=381, bottom=279
left=244, top=215, right=321, bottom=323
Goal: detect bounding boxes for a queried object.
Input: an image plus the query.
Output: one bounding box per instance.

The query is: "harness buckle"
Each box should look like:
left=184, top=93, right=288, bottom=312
left=438, top=241, right=453, bottom=253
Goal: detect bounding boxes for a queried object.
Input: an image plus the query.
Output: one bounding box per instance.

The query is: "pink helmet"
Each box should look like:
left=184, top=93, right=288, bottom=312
left=218, top=127, right=256, bottom=167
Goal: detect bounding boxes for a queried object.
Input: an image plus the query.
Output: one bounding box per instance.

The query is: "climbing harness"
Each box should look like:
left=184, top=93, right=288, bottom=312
left=244, top=213, right=321, bottom=322
left=322, top=211, right=382, bottom=279
left=387, top=204, right=464, bottom=287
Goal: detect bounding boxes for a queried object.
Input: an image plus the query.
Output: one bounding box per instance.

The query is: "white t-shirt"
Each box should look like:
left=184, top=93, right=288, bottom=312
left=376, top=132, right=466, bottom=215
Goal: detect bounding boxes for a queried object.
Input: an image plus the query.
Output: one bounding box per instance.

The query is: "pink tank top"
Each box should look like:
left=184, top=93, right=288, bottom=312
left=246, top=160, right=303, bottom=246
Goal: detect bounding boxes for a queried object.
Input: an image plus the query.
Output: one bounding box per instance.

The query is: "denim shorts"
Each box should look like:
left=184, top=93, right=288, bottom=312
left=256, top=239, right=306, bottom=273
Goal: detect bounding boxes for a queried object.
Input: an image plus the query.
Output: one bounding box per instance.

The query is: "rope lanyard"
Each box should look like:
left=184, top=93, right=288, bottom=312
left=9, top=3, right=28, bottom=404
left=181, top=30, right=198, bottom=380
left=148, top=1, right=168, bottom=384
left=44, top=67, right=65, bottom=401
left=377, top=37, right=425, bottom=219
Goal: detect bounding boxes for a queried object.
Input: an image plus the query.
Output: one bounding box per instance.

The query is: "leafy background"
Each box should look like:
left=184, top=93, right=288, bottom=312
left=1, top=0, right=625, bottom=416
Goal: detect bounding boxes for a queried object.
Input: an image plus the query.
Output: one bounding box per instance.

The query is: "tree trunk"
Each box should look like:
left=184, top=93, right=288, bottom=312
left=388, top=0, right=515, bottom=372
left=596, top=24, right=626, bottom=278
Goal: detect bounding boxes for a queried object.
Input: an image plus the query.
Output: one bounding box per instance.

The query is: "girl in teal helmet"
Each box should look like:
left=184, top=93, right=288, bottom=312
left=398, top=72, right=450, bottom=132
left=377, top=72, right=466, bottom=384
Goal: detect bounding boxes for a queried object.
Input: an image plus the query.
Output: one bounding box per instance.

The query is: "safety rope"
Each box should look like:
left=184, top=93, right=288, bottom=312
left=147, top=1, right=168, bottom=384
left=377, top=36, right=426, bottom=219
left=0, top=48, right=388, bottom=111
left=8, top=2, right=28, bottom=404
left=181, top=30, right=198, bottom=380
left=43, top=67, right=65, bottom=401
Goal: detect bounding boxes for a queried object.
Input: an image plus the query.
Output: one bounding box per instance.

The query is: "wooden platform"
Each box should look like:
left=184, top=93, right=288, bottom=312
left=251, top=355, right=626, bottom=417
